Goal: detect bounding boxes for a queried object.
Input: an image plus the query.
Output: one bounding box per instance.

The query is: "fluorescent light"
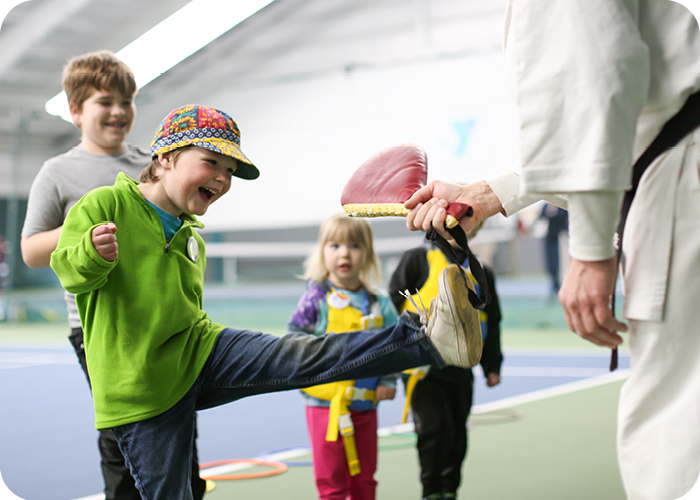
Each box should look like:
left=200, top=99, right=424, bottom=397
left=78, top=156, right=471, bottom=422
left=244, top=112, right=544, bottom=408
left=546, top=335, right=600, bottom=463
left=46, top=0, right=274, bottom=122
left=0, top=0, right=29, bottom=26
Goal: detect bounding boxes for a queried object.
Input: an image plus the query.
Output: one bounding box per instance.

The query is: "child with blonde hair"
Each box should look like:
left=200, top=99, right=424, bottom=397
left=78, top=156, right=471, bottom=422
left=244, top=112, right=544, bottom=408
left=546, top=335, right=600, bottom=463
left=289, top=213, right=399, bottom=500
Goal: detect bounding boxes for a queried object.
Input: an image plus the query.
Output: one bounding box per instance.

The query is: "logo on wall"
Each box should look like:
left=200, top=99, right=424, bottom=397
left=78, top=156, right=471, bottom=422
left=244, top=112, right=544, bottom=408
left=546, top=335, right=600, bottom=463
left=454, top=118, right=477, bottom=158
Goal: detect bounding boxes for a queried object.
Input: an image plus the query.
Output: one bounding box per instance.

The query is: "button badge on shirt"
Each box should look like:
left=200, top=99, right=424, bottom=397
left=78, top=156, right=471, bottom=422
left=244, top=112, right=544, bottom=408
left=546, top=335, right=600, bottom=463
left=328, top=290, right=351, bottom=309
left=187, top=236, right=199, bottom=263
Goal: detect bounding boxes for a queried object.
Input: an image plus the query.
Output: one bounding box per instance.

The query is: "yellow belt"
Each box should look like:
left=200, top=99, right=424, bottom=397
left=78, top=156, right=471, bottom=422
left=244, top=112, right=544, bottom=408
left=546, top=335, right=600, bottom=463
left=303, top=382, right=376, bottom=476
left=401, top=366, right=430, bottom=424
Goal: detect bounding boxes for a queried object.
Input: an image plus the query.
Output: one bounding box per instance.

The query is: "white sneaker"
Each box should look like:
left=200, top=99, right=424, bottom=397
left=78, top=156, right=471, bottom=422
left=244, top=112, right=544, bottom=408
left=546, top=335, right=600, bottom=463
left=401, top=264, right=482, bottom=368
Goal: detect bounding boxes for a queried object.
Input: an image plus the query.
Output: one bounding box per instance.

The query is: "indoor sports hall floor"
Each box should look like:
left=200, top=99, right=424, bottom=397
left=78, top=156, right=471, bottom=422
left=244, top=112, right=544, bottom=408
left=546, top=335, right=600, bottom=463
left=0, top=277, right=631, bottom=500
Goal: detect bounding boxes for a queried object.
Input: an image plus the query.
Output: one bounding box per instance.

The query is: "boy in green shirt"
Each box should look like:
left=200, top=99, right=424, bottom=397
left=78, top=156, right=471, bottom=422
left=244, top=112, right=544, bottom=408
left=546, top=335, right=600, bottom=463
left=51, top=103, right=484, bottom=500
left=21, top=51, right=205, bottom=500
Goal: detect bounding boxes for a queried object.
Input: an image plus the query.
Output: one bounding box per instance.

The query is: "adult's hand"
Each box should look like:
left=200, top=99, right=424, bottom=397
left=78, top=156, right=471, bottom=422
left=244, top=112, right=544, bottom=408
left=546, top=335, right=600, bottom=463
left=558, top=257, right=628, bottom=348
left=404, top=180, right=504, bottom=238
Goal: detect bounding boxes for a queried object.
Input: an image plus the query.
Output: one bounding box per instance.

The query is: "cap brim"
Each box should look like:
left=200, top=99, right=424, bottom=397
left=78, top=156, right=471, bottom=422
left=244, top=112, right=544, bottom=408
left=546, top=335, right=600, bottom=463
left=234, top=160, right=259, bottom=180
left=152, top=138, right=260, bottom=180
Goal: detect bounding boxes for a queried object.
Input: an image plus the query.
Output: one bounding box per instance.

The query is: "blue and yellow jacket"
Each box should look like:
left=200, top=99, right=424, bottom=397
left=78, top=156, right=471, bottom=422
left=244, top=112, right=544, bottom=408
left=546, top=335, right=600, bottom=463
left=288, top=280, right=399, bottom=410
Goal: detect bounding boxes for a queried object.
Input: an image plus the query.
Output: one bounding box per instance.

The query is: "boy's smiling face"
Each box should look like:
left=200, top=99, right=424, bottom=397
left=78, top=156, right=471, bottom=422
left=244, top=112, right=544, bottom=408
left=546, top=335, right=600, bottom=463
left=70, top=88, right=136, bottom=155
left=152, top=146, right=237, bottom=218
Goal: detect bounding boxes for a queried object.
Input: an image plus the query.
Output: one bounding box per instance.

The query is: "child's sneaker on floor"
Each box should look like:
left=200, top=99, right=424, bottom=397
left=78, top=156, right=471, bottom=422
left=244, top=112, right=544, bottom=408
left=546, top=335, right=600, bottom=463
left=401, top=264, right=482, bottom=368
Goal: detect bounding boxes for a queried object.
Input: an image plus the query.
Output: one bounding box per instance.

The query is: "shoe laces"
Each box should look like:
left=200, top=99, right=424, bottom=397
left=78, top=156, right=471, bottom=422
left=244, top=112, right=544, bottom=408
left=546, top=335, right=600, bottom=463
left=399, top=289, right=429, bottom=325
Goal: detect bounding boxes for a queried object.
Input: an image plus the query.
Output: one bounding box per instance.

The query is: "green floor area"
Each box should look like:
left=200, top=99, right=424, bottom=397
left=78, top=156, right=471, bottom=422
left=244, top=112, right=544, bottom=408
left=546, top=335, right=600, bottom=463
left=502, top=327, right=628, bottom=352
left=203, top=379, right=625, bottom=500
left=0, top=322, right=72, bottom=345
left=0, top=322, right=626, bottom=354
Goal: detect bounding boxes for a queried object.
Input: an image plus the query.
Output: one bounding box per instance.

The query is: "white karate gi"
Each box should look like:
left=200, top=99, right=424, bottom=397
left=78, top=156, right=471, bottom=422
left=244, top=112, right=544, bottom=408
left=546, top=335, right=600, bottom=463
left=487, top=2, right=700, bottom=498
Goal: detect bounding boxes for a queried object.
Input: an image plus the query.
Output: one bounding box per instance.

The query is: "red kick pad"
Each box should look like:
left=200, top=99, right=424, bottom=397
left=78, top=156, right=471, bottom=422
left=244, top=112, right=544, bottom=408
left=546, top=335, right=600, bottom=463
left=341, top=144, right=470, bottom=228
left=341, top=143, right=427, bottom=211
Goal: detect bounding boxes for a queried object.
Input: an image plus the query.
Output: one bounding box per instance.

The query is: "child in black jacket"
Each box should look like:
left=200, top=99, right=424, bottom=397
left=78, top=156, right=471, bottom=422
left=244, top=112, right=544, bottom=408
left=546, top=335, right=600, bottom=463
left=389, top=231, right=503, bottom=500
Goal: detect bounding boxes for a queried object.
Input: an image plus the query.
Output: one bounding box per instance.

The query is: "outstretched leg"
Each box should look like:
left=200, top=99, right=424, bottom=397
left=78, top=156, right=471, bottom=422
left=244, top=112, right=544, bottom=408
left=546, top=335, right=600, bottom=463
left=111, top=264, right=479, bottom=500
left=195, top=312, right=441, bottom=410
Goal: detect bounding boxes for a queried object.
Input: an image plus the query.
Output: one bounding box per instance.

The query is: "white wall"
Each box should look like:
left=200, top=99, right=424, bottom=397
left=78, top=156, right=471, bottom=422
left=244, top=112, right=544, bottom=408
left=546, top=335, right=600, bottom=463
left=131, top=50, right=519, bottom=232
left=120, top=0, right=520, bottom=232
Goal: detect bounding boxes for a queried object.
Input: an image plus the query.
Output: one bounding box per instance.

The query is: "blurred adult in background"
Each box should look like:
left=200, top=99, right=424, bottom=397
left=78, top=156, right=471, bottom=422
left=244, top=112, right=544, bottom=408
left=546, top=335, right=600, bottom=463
left=539, top=203, right=568, bottom=296
left=0, top=236, right=9, bottom=321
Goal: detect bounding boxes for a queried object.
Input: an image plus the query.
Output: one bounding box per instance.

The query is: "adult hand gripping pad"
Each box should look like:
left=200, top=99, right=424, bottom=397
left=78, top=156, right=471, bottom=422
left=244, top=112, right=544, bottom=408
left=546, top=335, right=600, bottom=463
left=341, top=144, right=470, bottom=228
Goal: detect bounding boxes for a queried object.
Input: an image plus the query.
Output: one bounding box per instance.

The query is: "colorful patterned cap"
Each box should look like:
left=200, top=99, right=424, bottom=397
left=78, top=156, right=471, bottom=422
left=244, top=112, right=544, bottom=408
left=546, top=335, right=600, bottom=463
left=150, top=104, right=259, bottom=180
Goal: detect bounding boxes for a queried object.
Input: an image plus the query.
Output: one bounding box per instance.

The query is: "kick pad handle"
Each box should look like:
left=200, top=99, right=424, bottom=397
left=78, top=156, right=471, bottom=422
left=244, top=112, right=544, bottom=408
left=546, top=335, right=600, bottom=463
left=445, top=203, right=473, bottom=229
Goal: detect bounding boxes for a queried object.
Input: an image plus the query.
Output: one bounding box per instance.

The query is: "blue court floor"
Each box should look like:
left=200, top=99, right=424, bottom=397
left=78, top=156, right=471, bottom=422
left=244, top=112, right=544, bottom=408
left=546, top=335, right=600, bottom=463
left=0, top=339, right=630, bottom=500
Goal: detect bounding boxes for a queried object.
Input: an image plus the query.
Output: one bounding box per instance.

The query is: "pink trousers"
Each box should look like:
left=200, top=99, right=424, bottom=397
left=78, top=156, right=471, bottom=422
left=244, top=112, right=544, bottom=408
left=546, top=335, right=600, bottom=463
left=306, top=406, right=378, bottom=500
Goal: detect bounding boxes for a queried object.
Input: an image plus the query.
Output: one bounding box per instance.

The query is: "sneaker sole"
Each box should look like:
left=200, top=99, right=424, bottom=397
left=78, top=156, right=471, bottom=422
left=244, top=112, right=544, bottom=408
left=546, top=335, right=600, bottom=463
left=440, top=264, right=483, bottom=367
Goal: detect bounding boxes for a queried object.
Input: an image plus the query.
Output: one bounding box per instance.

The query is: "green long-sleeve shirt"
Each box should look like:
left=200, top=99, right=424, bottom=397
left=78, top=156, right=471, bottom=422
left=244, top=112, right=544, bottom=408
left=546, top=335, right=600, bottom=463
left=51, top=173, right=224, bottom=429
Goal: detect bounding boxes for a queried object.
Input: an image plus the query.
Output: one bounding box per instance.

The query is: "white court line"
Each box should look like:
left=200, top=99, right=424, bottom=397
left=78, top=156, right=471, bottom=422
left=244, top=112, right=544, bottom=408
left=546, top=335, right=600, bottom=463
left=500, top=349, right=630, bottom=357
left=472, top=362, right=627, bottom=378
left=379, top=368, right=631, bottom=435
left=471, top=368, right=630, bottom=414
left=497, top=366, right=620, bottom=378
left=0, top=352, right=76, bottom=370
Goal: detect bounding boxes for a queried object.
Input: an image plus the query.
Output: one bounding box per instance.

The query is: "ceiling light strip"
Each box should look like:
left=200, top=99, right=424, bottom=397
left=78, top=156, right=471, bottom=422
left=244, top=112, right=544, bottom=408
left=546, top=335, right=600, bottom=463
left=46, top=0, right=273, bottom=121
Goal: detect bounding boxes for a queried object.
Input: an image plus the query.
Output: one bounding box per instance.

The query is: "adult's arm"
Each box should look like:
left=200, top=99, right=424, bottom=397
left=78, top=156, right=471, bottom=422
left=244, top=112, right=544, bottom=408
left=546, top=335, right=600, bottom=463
left=409, top=1, right=647, bottom=345
left=508, top=0, right=647, bottom=344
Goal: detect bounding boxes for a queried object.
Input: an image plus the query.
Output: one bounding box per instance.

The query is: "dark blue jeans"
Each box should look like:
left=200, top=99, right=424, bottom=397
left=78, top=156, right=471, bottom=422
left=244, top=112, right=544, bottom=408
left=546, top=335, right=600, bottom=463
left=112, top=313, right=443, bottom=500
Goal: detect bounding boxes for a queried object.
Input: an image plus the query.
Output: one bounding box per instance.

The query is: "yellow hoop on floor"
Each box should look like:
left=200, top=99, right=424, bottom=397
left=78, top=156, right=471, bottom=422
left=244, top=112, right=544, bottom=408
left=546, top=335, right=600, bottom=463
left=200, top=458, right=288, bottom=480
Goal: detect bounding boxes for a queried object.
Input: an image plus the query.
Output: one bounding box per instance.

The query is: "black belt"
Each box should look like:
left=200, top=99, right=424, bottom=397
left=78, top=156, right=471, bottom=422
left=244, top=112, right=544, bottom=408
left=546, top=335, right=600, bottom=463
left=610, top=88, right=700, bottom=371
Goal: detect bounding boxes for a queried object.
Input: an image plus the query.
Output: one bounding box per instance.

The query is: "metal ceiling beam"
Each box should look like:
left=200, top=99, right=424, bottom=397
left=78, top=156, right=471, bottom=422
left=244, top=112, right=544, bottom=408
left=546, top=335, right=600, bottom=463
left=0, top=0, right=96, bottom=80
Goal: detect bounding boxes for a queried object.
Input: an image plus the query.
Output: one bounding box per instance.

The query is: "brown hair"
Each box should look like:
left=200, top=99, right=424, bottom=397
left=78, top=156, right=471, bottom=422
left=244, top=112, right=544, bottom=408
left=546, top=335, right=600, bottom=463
left=139, top=148, right=190, bottom=183
left=302, top=213, right=381, bottom=292
left=62, top=51, right=136, bottom=110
